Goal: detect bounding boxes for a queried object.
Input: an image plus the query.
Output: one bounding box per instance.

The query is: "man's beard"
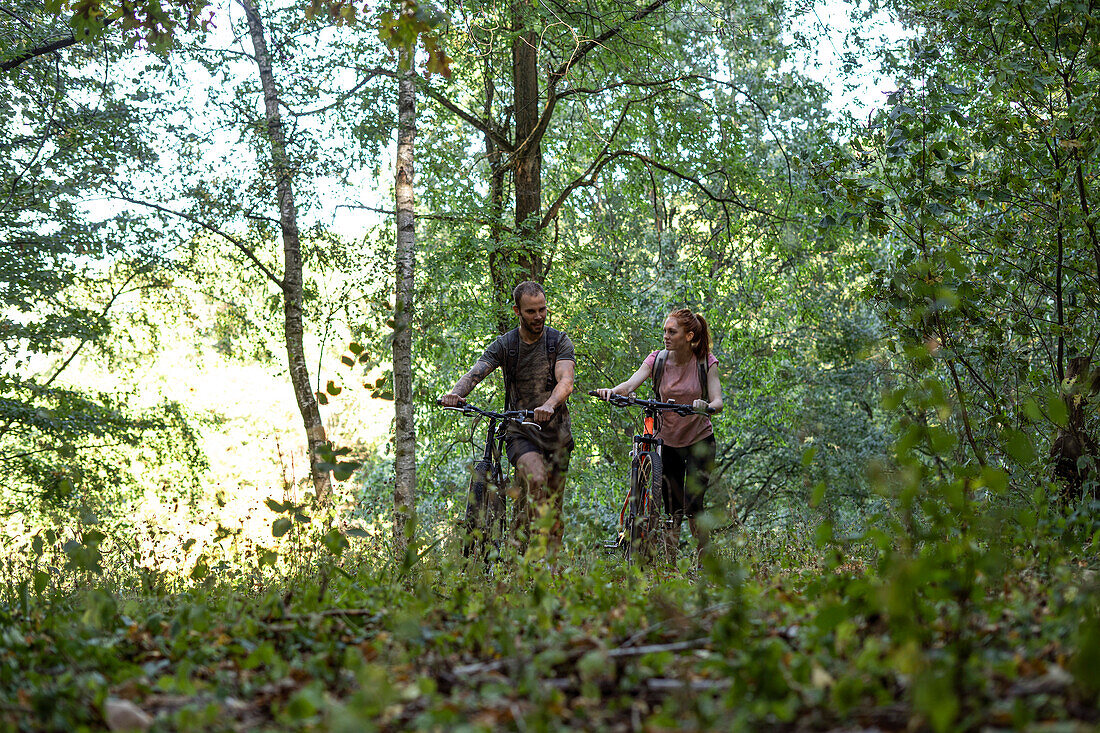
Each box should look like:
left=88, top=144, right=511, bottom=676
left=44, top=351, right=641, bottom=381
left=522, top=316, right=544, bottom=335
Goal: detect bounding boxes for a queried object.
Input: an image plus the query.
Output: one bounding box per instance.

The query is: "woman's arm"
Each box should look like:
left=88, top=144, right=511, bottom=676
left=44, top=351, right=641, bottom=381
left=595, top=362, right=652, bottom=400
left=696, top=361, right=723, bottom=413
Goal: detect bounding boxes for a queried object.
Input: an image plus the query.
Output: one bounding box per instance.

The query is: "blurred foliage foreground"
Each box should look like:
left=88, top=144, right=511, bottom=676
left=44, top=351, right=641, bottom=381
left=3, top=393, right=1100, bottom=733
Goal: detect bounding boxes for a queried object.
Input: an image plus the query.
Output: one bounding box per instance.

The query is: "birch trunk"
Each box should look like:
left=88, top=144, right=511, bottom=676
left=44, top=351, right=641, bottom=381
left=240, top=0, right=333, bottom=503
left=393, top=49, right=417, bottom=559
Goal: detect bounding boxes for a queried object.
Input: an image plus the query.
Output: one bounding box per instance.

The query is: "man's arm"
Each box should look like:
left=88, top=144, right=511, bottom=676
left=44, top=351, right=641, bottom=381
left=534, top=359, right=575, bottom=423
left=440, top=360, right=495, bottom=406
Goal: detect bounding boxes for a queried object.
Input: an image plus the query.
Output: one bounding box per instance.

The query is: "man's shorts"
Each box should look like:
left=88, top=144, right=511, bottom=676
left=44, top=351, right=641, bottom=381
left=505, top=434, right=572, bottom=476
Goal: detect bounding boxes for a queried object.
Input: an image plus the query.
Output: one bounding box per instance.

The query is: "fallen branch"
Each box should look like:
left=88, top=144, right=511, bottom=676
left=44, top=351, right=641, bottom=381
left=453, top=637, right=711, bottom=678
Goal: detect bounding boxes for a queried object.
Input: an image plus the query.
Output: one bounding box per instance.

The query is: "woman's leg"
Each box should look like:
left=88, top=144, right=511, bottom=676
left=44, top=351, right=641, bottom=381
left=661, top=446, right=689, bottom=561
left=684, top=437, right=717, bottom=560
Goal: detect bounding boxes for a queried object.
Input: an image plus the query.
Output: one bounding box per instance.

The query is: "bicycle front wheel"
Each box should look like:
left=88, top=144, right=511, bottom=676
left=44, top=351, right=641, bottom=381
left=625, top=452, right=662, bottom=565
left=463, top=461, right=505, bottom=562
left=463, top=461, right=491, bottom=559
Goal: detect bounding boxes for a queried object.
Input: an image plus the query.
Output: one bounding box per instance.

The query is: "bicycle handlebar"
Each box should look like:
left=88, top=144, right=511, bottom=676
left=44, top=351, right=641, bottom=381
left=436, top=400, right=542, bottom=428
left=586, top=389, right=715, bottom=416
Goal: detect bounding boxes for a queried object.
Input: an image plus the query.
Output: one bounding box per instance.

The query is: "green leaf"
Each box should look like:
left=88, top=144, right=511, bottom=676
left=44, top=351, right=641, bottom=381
left=333, top=460, right=361, bottom=481
left=980, top=466, right=1008, bottom=495
left=1002, top=428, right=1036, bottom=465
left=326, top=380, right=342, bottom=396
left=810, top=481, right=827, bottom=507
left=1047, top=394, right=1068, bottom=427
left=321, top=528, right=349, bottom=556
left=272, top=518, right=293, bottom=537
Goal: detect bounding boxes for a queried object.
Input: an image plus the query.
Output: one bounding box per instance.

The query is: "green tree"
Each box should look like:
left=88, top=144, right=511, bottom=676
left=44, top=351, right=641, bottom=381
left=1, top=15, right=204, bottom=517
left=824, top=0, right=1100, bottom=501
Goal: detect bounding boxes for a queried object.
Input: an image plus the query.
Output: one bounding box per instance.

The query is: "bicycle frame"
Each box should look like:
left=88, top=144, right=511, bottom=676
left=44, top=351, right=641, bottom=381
left=589, top=392, right=698, bottom=563
left=439, top=401, right=538, bottom=562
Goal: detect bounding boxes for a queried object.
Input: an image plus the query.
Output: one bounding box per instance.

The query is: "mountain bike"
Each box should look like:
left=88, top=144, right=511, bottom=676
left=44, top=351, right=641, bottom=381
left=437, top=400, right=539, bottom=563
left=588, top=391, right=700, bottom=564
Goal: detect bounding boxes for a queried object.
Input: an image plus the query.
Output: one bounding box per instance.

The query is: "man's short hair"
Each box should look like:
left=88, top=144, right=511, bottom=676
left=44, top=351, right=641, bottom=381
left=513, top=280, right=545, bottom=307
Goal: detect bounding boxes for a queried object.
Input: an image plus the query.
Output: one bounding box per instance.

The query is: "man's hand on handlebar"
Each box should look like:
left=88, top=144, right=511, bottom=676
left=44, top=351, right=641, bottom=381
left=533, top=402, right=556, bottom=423
left=439, top=393, right=466, bottom=408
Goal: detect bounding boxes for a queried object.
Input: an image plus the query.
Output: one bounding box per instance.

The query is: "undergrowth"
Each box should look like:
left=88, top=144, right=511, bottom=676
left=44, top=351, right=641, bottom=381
left=2, top=506, right=1099, bottom=732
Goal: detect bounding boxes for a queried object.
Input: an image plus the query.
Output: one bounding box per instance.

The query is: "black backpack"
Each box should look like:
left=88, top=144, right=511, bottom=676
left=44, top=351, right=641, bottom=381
left=501, top=327, right=563, bottom=411
left=651, top=349, right=708, bottom=402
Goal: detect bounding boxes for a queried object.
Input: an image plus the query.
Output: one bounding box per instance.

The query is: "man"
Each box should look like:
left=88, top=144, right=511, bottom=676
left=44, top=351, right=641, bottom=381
left=440, top=281, right=576, bottom=555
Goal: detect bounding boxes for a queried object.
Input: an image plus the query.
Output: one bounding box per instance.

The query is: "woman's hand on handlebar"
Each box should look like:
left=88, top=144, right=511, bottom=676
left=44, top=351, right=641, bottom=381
left=590, top=388, right=619, bottom=401
left=692, top=399, right=716, bottom=414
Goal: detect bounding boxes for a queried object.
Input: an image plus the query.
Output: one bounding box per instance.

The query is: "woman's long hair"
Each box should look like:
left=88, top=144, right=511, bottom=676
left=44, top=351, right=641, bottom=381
left=669, top=308, right=710, bottom=360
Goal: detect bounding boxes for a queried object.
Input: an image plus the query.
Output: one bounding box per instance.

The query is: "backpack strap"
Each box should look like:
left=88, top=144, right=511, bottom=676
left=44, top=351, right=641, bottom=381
left=501, top=328, right=521, bottom=411
left=698, top=358, right=709, bottom=402
left=652, top=349, right=669, bottom=401
left=653, top=349, right=710, bottom=403
left=502, top=327, right=563, bottom=410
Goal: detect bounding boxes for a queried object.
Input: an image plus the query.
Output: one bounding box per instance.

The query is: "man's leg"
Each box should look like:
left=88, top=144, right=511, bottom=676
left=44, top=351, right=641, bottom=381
left=543, top=446, right=571, bottom=554
left=512, top=449, right=549, bottom=555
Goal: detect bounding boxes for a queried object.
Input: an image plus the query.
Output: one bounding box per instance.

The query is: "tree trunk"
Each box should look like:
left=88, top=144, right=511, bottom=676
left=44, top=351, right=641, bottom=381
left=240, top=0, right=333, bottom=503
left=511, top=0, right=543, bottom=282
left=393, top=48, right=417, bottom=560
left=482, top=59, right=512, bottom=334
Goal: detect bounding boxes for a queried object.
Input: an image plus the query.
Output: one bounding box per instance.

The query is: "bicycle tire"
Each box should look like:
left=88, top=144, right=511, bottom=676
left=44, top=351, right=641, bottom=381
left=462, top=461, right=493, bottom=560
left=463, top=461, right=507, bottom=562
left=625, top=452, right=662, bottom=564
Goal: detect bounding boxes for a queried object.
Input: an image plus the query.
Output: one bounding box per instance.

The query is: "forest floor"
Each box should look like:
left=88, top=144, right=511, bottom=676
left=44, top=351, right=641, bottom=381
left=3, top=534, right=1099, bottom=732
left=5, top=348, right=1099, bottom=730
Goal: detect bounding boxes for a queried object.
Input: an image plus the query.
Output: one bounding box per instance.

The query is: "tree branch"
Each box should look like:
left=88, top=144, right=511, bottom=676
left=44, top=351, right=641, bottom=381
left=1, top=33, right=78, bottom=72
left=362, top=64, right=516, bottom=154
left=111, top=193, right=285, bottom=290
left=540, top=149, right=789, bottom=231
left=519, top=0, right=673, bottom=164
left=336, top=203, right=514, bottom=231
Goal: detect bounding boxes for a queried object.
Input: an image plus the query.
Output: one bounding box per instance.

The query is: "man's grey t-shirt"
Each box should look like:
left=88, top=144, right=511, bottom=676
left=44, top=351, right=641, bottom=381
left=477, top=328, right=575, bottom=453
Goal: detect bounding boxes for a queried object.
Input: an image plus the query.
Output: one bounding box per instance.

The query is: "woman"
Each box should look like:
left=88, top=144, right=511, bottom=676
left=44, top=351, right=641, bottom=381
left=596, top=308, right=723, bottom=560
